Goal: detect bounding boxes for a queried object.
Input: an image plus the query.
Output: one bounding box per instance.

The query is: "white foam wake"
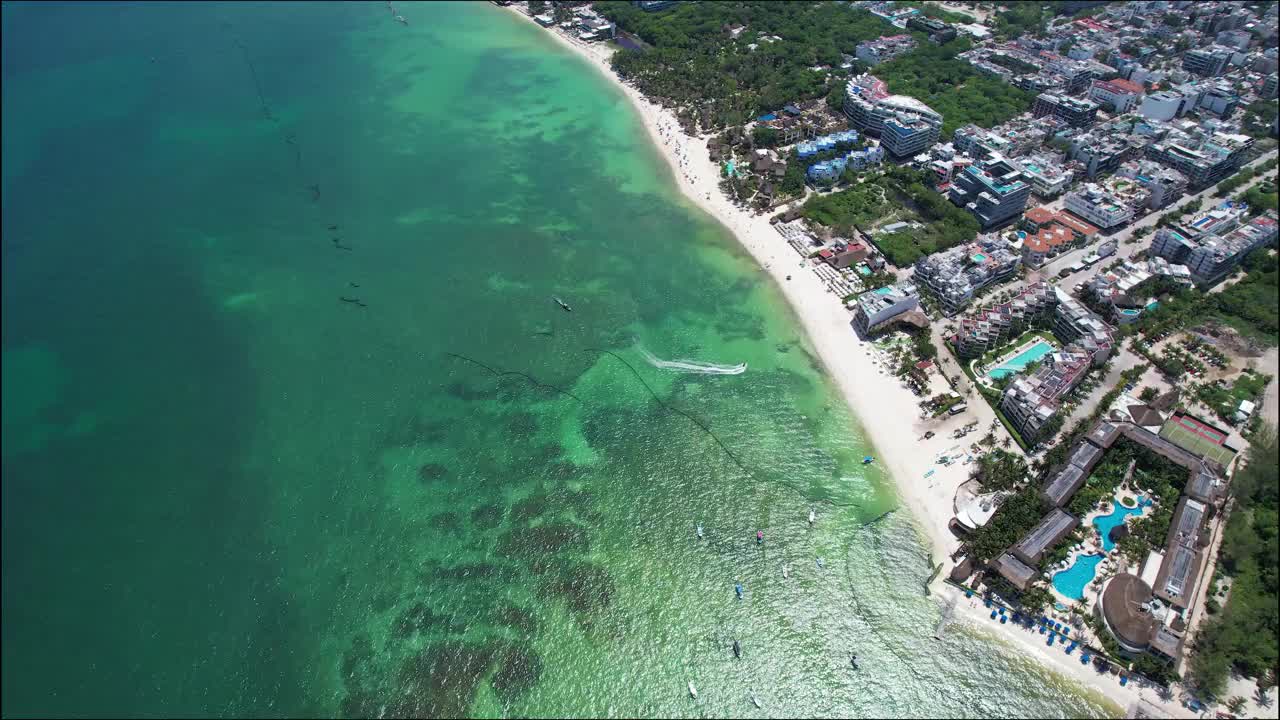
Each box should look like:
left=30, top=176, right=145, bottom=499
left=637, top=345, right=746, bottom=375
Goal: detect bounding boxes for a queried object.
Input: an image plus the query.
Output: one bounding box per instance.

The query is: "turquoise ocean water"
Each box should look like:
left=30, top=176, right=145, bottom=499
left=2, top=2, right=1116, bottom=717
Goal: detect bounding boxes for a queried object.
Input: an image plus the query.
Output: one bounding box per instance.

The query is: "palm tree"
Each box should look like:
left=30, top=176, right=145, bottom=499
left=1001, top=437, right=1012, bottom=448
left=1227, top=697, right=1248, bottom=715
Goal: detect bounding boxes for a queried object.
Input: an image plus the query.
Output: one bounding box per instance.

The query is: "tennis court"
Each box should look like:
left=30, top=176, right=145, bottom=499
left=1159, top=413, right=1237, bottom=466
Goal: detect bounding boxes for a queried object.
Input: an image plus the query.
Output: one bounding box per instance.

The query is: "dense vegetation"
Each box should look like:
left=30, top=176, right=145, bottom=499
left=1211, top=248, right=1279, bottom=344
left=1241, top=98, right=1280, bottom=140
left=874, top=37, right=1038, bottom=139
left=1126, top=248, right=1278, bottom=347
left=972, top=449, right=1028, bottom=492
left=965, top=485, right=1047, bottom=565
left=598, top=1, right=890, bottom=129
left=801, top=166, right=979, bottom=265
left=598, top=2, right=1035, bottom=138
left=1187, top=429, right=1279, bottom=697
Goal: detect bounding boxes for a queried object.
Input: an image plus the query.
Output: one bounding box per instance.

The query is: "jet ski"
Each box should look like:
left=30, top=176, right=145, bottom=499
left=553, top=296, right=572, bottom=312
left=732, top=639, right=741, bottom=659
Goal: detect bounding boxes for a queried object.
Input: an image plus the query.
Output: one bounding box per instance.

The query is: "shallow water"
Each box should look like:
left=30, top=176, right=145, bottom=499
left=2, top=3, right=1116, bottom=717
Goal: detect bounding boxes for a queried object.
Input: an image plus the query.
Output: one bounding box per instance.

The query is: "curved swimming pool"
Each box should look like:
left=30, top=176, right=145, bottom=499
left=1052, top=554, right=1105, bottom=601
left=1093, top=495, right=1152, bottom=551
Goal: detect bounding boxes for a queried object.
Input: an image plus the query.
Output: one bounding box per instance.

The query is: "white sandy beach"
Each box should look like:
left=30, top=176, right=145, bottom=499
left=505, top=10, right=1215, bottom=717
left=504, top=7, right=970, bottom=567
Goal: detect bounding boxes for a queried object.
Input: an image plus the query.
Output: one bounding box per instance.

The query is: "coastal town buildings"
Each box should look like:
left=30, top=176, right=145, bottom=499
left=851, top=280, right=922, bottom=337
left=1114, top=159, right=1188, bottom=209
left=1150, top=210, right=1280, bottom=286
left=855, top=34, right=916, bottom=66
left=1182, top=45, right=1234, bottom=77
left=948, top=155, right=1032, bottom=230
left=843, top=75, right=942, bottom=159
left=953, top=282, right=1057, bottom=359
left=1089, top=78, right=1146, bottom=114
left=914, top=238, right=1023, bottom=316
left=1144, top=129, right=1253, bottom=188
left=1015, top=153, right=1074, bottom=199
left=1063, top=183, right=1136, bottom=231
left=1032, top=92, right=1100, bottom=128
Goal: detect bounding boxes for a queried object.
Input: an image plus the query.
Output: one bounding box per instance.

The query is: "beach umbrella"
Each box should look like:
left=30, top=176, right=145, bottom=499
left=991, top=610, right=997, bottom=619
left=1000, top=616, right=1007, bottom=624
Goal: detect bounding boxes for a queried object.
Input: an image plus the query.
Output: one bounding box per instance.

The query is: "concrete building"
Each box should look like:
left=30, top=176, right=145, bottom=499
left=953, top=282, right=1057, bottom=358
left=843, top=75, right=943, bottom=159
left=906, top=15, right=956, bottom=43
left=1016, top=153, right=1074, bottom=199
left=1069, top=130, right=1142, bottom=179
left=1263, top=72, right=1279, bottom=100
left=1032, top=92, right=1099, bottom=128
left=913, top=238, right=1023, bottom=316
left=1198, top=81, right=1240, bottom=117
left=632, top=0, right=678, bottom=10
left=1115, top=159, right=1189, bottom=209
left=1182, top=45, right=1233, bottom=77
left=852, top=281, right=921, bottom=336
left=855, top=34, right=916, bottom=66
left=1064, top=183, right=1135, bottom=231
left=1053, top=289, right=1115, bottom=365
left=1042, top=440, right=1105, bottom=507
left=1145, top=131, right=1253, bottom=188
left=948, top=155, right=1032, bottom=230
left=1139, top=88, right=1202, bottom=121
left=1021, top=223, right=1074, bottom=269
left=1152, top=210, right=1280, bottom=286
left=1089, top=78, right=1146, bottom=113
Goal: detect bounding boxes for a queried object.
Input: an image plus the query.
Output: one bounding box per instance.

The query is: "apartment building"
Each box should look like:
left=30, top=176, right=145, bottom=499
left=913, top=238, right=1022, bottom=316
left=948, top=155, right=1032, bottom=230
left=1145, top=131, right=1253, bottom=188
left=1064, top=183, right=1135, bottom=230
left=855, top=34, right=916, bottom=66
left=1032, top=92, right=1099, bottom=128
left=953, top=282, right=1057, bottom=358
left=1114, top=159, right=1188, bottom=209
left=1152, top=211, right=1279, bottom=286
left=852, top=281, right=921, bottom=337
left=843, top=75, right=943, bottom=159
left=1089, top=78, right=1146, bottom=113
left=1182, top=45, right=1233, bottom=77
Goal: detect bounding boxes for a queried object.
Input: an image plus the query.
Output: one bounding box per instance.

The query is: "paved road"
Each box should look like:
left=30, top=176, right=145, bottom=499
left=1034, top=148, right=1279, bottom=291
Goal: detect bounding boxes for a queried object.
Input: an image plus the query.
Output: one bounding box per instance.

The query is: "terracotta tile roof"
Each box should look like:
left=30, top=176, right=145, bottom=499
left=1025, top=207, right=1056, bottom=224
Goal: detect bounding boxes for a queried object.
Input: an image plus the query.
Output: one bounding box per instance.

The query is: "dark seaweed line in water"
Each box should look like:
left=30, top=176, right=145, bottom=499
left=235, top=39, right=273, bottom=120
left=446, top=353, right=583, bottom=404
left=584, top=348, right=864, bottom=511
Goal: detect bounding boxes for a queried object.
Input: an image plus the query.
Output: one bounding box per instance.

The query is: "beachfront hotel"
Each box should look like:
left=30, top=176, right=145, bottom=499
left=913, top=238, right=1022, bottom=316
left=981, top=416, right=1232, bottom=666
left=1024, top=419, right=1229, bottom=665
left=851, top=280, right=923, bottom=337
left=948, top=155, right=1033, bottom=230
left=842, top=74, right=942, bottom=159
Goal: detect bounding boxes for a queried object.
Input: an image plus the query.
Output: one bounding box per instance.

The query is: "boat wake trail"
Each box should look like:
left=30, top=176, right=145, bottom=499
left=637, top=343, right=746, bottom=375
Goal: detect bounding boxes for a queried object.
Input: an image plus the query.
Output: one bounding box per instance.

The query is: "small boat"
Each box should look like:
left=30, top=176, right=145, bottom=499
left=756, top=530, right=764, bottom=544
left=696, top=524, right=704, bottom=539
left=816, top=557, right=825, bottom=569
left=782, top=564, right=790, bottom=579
left=750, top=691, right=762, bottom=709
left=862, top=456, right=874, bottom=465
left=732, top=639, right=741, bottom=659
left=553, top=296, right=572, bottom=312
left=735, top=582, right=744, bottom=599
left=808, top=509, right=815, bottom=525
left=394, top=14, right=408, bottom=24
left=688, top=681, right=698, bottom=699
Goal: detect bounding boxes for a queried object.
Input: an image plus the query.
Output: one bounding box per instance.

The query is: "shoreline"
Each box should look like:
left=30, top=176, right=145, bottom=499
left=502, top=5, right=968, bottom=571
left=503, top=11, right=1225, bottom=719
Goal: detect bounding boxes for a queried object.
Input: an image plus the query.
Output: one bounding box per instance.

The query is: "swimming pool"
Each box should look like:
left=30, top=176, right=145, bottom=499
left=988, top=340, right=1055, bottom=380
left=1092, top=495, right=1151, bottom=551
left=1052, top=553, right=1104, bottom=600
left=874, top=286, right=894, bottom=295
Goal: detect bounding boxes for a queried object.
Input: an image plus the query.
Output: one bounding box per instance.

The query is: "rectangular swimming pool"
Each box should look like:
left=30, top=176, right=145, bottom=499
left=988, top=340, right=1055, bottom=380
